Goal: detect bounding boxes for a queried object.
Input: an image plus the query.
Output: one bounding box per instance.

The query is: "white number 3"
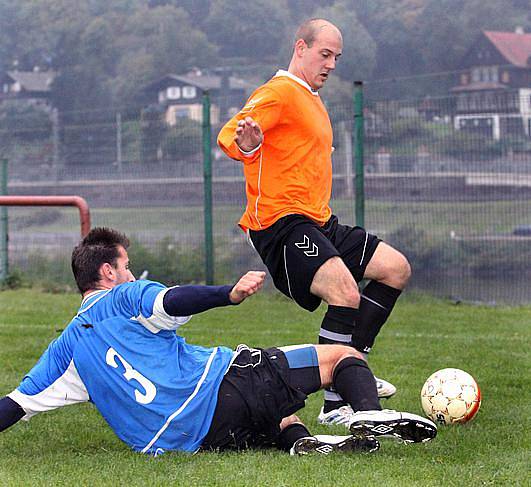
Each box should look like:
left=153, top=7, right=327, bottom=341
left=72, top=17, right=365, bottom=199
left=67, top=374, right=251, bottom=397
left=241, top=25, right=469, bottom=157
left=105, top=348, right=157, bottom=404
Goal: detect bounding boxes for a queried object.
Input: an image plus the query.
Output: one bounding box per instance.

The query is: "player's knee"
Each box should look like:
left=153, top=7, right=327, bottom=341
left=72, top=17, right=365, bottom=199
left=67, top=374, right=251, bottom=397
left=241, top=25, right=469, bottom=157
left=333, top=346, right=365, bottom=367
left=381, top=251, right=411, bottom=289
left=320, top=276, right=360, bottom=307
left=280, top=414, right=302, bottom=430
left=395, top=253, right=411, bottom=288
left=337, top=283, right=360, bottom=308
left=331, top=348, right=367, bottom=379
left=342, top=347, right=365, bottom=362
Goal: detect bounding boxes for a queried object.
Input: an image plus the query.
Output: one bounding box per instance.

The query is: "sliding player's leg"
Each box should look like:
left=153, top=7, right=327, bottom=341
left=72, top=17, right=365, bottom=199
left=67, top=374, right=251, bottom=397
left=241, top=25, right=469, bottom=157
left=313, top=344, right=437, bottom=444
left=277, top=414, right=379, bottom=456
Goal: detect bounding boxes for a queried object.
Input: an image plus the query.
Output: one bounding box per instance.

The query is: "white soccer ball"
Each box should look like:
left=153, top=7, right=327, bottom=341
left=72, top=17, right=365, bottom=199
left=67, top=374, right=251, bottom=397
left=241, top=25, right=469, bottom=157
left=421, top=368, right=481, bottom=424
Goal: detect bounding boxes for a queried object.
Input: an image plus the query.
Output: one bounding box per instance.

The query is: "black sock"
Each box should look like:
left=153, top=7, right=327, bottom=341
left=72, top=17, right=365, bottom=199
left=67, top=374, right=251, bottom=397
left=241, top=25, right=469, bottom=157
left=277, top=423, right=312, bottom=452
left=319, top=305, right=359, bottom=413
left=333, top=356, right=381, bottom=412
left=0, top=396, right=24, bottom=432
left=351, top=281, right=402, bottom=354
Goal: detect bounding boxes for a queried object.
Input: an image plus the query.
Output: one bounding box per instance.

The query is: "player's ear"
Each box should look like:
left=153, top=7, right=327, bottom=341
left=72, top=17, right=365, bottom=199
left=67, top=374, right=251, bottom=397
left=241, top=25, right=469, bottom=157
left=100, top=262, right=115, bottom=281
left=294, top=39, right=306, bottom=56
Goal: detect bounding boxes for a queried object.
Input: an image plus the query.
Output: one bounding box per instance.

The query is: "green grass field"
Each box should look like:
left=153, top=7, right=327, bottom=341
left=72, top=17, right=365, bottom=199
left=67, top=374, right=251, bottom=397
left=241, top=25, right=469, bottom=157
left=0, top=290, right=529, bottom=486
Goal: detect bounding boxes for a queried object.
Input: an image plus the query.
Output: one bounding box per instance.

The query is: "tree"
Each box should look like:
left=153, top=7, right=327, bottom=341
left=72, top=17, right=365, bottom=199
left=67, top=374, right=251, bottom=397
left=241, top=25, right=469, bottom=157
left=205, top=0, right=290, bottom=60
left=314, top=1, right=377, bottom=82
left=0, top=101, right=52, bottom=141
left=0, top=0, right=22, bottom=72
left=112, top=5, right=216, bottom=106
left=352, top=0, right=425, bottom=82
left=414, top=0, right=531, bottom=73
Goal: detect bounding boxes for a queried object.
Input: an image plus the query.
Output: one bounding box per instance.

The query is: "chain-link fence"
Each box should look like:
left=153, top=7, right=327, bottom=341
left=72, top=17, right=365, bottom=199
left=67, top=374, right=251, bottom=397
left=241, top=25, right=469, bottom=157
left=1, top=87, right=530, bottom=303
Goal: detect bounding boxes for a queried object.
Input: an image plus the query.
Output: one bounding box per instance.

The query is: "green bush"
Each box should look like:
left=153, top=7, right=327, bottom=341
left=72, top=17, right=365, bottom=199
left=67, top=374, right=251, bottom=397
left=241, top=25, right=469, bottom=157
left=458, top=239, right=531, bottom=278
left=0, top=101, right=52, bottom=142
left=13, top=209, right=62, bottom=230
left=387, top=225, right=456, bottom=273
left=437, top=131, right=503, bottom=160
left=389, top=117, right=432, bottom=141
left=0, top=269, right=25, bottom=290
left=9, top=237, right=253, bottom=291
left=161, top=118, right=201, bottom=160
left=128, top=237, right=204, bottom=285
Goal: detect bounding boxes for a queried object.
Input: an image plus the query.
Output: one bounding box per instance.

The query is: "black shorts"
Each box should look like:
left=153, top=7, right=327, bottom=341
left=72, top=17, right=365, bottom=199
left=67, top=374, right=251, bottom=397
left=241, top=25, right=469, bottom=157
left=249, top=214, right=381, bottom=311
left=200, top=344, right=321, bottom=452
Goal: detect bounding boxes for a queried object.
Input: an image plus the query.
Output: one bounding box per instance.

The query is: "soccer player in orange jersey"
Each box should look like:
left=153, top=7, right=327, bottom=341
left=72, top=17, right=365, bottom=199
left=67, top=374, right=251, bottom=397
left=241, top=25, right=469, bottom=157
left=218, top=19, right=411, bottom=427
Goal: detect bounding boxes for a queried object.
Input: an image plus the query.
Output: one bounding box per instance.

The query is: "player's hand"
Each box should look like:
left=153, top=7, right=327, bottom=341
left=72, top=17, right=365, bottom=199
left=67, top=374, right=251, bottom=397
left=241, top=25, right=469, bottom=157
left=229, top=271, right=266, bottom=304
left=235, top=117, right=263, bottom=153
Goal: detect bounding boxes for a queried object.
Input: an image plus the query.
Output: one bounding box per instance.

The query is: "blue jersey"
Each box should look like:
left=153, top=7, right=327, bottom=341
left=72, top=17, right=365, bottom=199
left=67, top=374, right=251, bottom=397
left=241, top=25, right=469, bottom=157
left=9, top=280, right=234, bottom=454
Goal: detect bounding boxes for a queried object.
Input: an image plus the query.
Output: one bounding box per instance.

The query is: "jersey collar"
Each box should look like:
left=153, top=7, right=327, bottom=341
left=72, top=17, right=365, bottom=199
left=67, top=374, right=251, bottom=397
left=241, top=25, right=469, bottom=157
left=274, top=70, right=319, bottom=96
left=79, top=289, right=110, bottom=311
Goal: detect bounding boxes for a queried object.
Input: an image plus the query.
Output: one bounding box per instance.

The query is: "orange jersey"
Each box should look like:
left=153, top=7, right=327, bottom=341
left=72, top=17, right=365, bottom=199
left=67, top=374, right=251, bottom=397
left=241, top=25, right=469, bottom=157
left=217, top=71, right=333, bottom=231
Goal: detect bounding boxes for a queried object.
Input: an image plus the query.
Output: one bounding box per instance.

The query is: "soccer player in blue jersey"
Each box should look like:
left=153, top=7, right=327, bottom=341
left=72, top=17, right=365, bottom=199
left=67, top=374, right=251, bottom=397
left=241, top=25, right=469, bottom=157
left=0, top=227, right=436, bottom=456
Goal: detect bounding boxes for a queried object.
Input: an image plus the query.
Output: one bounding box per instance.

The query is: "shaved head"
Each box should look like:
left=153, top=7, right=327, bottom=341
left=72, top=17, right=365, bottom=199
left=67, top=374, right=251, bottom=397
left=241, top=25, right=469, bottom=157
left=295, top=18, right=342, bottom=48
left=289, top=18, right=343, bottom=91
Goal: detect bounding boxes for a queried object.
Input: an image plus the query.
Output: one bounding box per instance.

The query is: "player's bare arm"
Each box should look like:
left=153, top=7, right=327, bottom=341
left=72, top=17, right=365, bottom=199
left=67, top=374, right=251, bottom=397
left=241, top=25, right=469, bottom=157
left=229, top=271, right=266, bottom=304
left=235, top=116, right=263, bottom=152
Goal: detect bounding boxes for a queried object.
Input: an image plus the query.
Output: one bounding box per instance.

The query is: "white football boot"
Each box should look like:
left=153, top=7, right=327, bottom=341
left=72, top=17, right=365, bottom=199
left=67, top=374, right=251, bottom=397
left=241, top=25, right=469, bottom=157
left=348, top=409, right=437, bottom=444
left=375, top=376, right=397, bottom=399
left=317, top=405, right=355, bottom=426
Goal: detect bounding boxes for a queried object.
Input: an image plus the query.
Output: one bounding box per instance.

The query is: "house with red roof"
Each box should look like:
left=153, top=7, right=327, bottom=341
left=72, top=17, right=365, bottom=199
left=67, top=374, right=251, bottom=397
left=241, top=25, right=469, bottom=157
left=451, top=28, right=531, bottom=139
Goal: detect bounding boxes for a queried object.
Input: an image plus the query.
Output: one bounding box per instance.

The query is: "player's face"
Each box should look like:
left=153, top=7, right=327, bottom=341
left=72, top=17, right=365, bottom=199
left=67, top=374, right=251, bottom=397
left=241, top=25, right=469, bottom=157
left=113, top=246, right=135, bottom=284
left=300, top=28, right=342, bottom=91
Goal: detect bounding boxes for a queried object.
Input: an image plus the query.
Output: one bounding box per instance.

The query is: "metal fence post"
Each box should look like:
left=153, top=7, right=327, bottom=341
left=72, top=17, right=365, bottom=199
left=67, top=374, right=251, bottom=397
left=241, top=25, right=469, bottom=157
left=0, top=159, right=8, bottom=282
left=353, top=81, right=365, bottom=228
left=202, top=91, right=214, bottom=285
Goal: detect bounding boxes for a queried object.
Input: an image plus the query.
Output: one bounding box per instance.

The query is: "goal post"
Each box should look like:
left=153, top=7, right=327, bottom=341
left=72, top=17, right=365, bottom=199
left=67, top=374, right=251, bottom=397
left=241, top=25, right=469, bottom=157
left=0, top=194, right=91, bottom=282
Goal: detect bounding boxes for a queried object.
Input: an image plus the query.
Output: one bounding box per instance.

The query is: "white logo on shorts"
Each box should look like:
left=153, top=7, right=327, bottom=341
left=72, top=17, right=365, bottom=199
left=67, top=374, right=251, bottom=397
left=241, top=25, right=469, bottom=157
left=295, top=235, right=319, bottom=257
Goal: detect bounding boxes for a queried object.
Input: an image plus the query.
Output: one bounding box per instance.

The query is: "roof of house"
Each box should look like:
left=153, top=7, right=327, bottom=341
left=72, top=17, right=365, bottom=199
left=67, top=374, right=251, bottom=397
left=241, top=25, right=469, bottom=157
left=143, top=72, right=256, bottom=93
left=484, top=30, right=531, bottom=68
left=6, top=70, right=56, bottom=92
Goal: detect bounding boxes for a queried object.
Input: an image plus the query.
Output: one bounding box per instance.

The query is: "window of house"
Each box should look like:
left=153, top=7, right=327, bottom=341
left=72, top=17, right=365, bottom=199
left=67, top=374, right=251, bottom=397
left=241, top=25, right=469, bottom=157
left=502, top=71, right=510, bottom=83
left=460, top=74, right=468, bottom=85
left=182, top=86, right=196, bottom=99
left=158, top=91, right=166, bottom=103
left=174, top=107, right=190, bottom=118
left=489, top=66, right=498, bottom=83
left=472, top=68, right=480, bottom=83
left=2, top=83, right=9, bottom=93
left=167, top=86, right=181, bottom=100
left=484, top=92, right=495, bottom=109
left=508, top=92, right=518, bottom=109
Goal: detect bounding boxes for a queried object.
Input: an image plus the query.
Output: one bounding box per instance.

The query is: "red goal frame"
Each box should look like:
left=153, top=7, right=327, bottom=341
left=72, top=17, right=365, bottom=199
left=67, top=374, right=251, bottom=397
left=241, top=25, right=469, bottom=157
left=0, top=195, right=91, bottom=237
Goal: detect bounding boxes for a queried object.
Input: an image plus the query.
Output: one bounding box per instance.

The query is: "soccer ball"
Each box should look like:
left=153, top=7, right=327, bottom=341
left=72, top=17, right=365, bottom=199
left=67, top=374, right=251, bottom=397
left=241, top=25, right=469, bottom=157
left=421, top=368, right=481, bottom=424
